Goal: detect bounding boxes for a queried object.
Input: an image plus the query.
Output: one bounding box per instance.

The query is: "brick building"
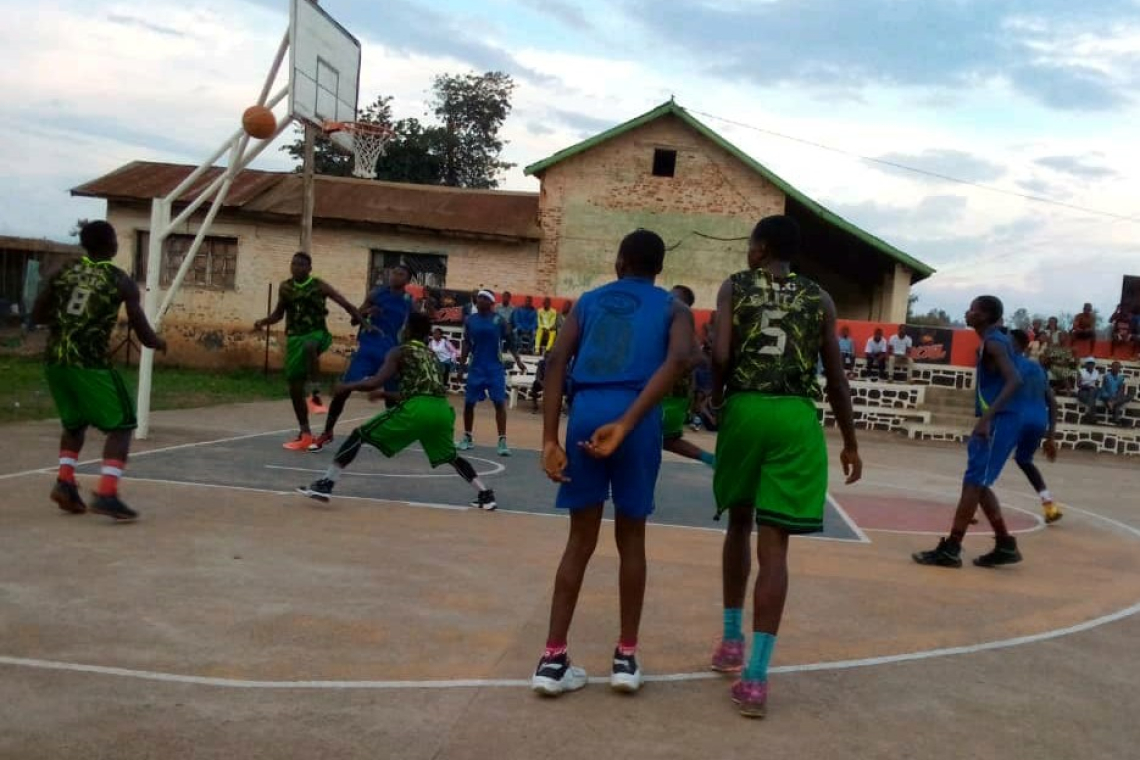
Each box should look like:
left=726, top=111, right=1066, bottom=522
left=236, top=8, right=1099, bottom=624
left=71, top=101, right=931, bottom=369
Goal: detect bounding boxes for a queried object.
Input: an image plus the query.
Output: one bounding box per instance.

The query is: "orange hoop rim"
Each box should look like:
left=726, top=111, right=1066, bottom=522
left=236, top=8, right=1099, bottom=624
left=322, top=120, right=396, bottom=138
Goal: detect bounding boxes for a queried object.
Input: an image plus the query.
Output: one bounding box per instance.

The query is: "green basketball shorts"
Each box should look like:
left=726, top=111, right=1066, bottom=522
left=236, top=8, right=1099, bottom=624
left=45, top=363, right=137, bottom=433
left=662, top=396, right=689, bottom=441
left=713, top=393, right=827, bottom=534
left=284, top=330, right=333, bottom=382
left=357, top=395, right=457, bottom=467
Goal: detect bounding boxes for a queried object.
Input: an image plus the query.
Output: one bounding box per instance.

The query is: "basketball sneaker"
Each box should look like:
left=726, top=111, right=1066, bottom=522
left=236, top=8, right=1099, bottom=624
left=610, top=648, right=643, bottom=693
left=497, top=436, right=511, bottom=457
left=90, top=494, right=139, bottom=522
left=307, top=393, right=328, bottom=415
left=307, top=432, right=334, bottom=452
left=297, top=478, right=334, bottom=503
left=471, top=490, right=497, bottom=511
left=50, top=480, right=87, bottom=514
left=457, top=433, right=474, bottom=451
left=531, top=652, right=587, bottom=697
left=912, top=538, right=963, bottom=568
left=731, top=679, right=769, bottom=718
left=283, top=433, right=315, bottom=451
left=973, top=536, right=1022, bottom=567
left=710, top=638, right=745, bottom=673
left=1043, top=501, right=1064, bottom=524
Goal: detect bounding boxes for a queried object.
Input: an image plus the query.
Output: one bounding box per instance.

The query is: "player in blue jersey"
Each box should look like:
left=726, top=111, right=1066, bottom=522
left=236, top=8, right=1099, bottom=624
left=456, top=289, right=526, bottom=459
left=530, top=229, right=693, bottom=698
left=310, top=264, right=415, bottom=451
left=1009, top=329, right=1064, bottom=523
left=914, top=296, right=1024, bottom=568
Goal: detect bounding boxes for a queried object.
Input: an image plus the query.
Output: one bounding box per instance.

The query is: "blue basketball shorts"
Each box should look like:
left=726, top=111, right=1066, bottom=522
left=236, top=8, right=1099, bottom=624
left=464, top=367, right=507, bottom=405
left=963, top=413, right=1021, bottom=487
left=1014, top=423, right=1046, bottom=465
left=556, top=388, right=663, bottom=519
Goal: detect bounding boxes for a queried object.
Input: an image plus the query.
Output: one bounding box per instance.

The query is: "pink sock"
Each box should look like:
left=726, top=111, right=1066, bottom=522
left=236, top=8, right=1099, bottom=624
left=543, top=640, right=567, bottom=658
left=617, top=639, right=637, bottom=656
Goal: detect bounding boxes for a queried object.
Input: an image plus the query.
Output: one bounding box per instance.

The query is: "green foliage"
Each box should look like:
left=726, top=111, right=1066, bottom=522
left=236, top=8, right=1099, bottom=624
left=280, top=72, right=516, bottom=188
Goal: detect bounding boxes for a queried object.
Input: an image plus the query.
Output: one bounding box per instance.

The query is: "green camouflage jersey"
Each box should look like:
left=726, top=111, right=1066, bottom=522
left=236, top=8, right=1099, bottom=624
left=400, top=340, right=446, bottom=398
left=279, top=276, right=328, bottom=336
left=45, top=257, right=125, bottom=368
left=727, top=269, right=823, bottom=398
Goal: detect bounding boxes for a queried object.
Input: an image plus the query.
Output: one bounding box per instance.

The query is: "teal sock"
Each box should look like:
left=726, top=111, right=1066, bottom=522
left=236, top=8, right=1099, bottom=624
left=699, top=450, right=716, bottom=469
left=723, top=608, right=743, bottom=642
left=743, top=632, right=777, bottom=682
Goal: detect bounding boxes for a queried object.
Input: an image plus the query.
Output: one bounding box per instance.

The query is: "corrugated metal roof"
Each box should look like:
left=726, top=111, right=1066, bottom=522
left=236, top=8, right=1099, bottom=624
left=0, top=235, right=84, bottom=256
left=72, top=161, right=541, bottom=241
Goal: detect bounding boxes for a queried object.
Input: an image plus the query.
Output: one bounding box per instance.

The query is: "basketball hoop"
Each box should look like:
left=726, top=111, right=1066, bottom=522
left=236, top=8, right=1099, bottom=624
left=323, top=121, right=395, bottom=179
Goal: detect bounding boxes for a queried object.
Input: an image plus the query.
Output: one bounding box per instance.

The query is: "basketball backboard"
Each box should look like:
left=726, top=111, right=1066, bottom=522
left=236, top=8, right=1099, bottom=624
left=289, top=0, right=361, bottom=149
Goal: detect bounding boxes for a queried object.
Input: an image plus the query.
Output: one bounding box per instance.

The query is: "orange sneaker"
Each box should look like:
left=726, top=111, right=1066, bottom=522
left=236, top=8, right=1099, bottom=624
left=283, top=433, right=315, bottom=451
left=307, top=432, right=334, bottom=452
left=307, top=395, right=329, bottom=415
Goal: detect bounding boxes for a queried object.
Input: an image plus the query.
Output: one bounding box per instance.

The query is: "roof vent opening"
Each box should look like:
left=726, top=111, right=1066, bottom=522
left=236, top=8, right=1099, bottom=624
left=652, top=148, right=677, bottom=177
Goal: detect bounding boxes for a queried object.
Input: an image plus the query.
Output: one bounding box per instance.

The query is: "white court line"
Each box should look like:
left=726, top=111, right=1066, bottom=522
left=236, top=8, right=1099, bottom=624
left=826, top=493, right=871, bottom=544
left=123, top=476, right=468, bottom=512
left=0, top=418, right=372, bottom=482
left=3, top=598, right=1140, bottom=689
left=852, top=477, right=1046, bottom=537
left=265, top=454, right=506, bottom=480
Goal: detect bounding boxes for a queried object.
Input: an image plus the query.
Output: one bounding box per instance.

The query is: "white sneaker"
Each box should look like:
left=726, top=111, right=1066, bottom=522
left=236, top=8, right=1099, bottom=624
left=531, top=653, right=588, bottom=696
left=610, top=648, right=643, bottom=693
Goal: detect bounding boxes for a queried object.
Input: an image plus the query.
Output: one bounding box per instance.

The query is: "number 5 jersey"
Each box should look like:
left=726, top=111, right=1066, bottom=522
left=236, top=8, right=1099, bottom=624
left=726, top=269, right=823, bottom=398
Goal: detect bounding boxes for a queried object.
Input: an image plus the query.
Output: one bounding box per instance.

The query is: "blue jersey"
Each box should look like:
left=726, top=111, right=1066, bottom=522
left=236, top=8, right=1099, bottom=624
left=976, top=328, right=1020, bottom=417
left=360, top=287, right=412, bottom=350
left=465, top=312, right=511, bottom=373
left=570, top=276, right=673, bottom=392
left=1013, top=355, right=1048, bottom=429
left=512, top=306, right=538, bottom=333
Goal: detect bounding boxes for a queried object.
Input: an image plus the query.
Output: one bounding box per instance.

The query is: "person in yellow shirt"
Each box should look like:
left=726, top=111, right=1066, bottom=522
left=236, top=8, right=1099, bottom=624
left=537, top=296, right=559, bottom=355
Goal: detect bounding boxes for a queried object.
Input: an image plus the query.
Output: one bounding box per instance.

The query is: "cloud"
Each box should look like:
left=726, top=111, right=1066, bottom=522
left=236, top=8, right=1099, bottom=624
left=105, top=12, right=185, bottom=37
left=1017, top=177, right=1072, bottom=198
left=526, top=121, right=556, bottom=136
left=832, top=195, right=970, bottom=234
left=623, top=0, right=1140, bottom=110
left=874, top=149, right=1006, bottom=183
left=518, top=0, right=592, bottom=31
left=1035, top=154, right=1118, bottom=180
left=548, top=108, right=614, bottom=136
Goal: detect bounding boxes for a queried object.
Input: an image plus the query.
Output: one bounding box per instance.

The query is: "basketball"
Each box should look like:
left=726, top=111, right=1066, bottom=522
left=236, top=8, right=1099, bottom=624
left=241, top=105, right=277, bottom=140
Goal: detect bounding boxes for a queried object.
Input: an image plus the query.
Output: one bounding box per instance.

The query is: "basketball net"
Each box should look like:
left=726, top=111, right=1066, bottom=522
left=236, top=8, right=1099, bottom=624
left=323, top=121, right=396, bottom=179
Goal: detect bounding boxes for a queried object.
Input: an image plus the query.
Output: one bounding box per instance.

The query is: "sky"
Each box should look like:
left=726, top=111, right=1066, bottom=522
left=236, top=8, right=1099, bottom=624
left=2, top=0, right=1139, bottom=320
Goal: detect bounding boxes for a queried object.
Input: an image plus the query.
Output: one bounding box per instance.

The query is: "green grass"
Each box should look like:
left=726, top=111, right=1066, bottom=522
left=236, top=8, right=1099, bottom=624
left=0, top=356, right=289, bottom=425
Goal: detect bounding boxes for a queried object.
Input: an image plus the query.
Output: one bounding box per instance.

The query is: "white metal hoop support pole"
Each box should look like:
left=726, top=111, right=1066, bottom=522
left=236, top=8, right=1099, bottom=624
left=134, top=32, right=292, bottom=439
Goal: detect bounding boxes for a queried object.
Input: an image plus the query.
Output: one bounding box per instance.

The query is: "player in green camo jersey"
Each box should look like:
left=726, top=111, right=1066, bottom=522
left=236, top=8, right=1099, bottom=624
left=662, top=285, right=715, bottom=469
left=297, top=312, right=498, bottom=509
left=707, top=215, right=862, bottom=718
left=32, top=221, right=166, bottom=522
left=255, top=252, right=367, bottom=451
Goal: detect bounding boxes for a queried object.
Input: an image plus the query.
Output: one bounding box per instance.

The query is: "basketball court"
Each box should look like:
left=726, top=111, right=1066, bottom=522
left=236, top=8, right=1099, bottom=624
left=3, top=399, right=1140, bottom=758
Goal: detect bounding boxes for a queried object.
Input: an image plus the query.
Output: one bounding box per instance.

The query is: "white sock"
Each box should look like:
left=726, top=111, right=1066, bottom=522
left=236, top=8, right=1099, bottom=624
left=1040, top=490, right=1052, bottom=503
left=472, top=477, right=488, bottom=492
left=325, top=464, right=344, bottom=483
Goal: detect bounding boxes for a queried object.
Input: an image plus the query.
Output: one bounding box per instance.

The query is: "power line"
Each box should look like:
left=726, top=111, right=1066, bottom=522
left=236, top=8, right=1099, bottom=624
left=686, top=107, right=1140, bottom=225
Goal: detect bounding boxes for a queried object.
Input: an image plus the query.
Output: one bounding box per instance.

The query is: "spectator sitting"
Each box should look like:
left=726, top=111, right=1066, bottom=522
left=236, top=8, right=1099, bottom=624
left=887, top=324, right=914, bottom=382
left=428, top=327, right=459, bottom=387
left=1071, top=303, right=1096, bottom=351
left=536, top=296, right=558, bottom=355
left=1110, top=303, right=1131, bottom=353
left=497, top=291, right=515, bottom=327
left=837, top=325, right=856, bottom=378
left=1027, top=319, right=1045, bottom=360
left=511, top=295, right=537, bottom=354
left=1039, top=316, right=1061, bottom=348
left=864, top=327, right=888, bottom=380
left=1099, top=361, right=1135, bottom=426
left=1132, top=307, right=1140, bottom=357
left=1076, top=358, right=1101, bottom=424
left=1042, top=331, right=1076, bottom=394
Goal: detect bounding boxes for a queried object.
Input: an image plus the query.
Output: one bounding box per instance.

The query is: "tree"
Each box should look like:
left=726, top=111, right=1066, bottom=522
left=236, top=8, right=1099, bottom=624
left=432, top=71, right=516, bottom=188
left=1009, top=307, right=1031, bottom=330
left=69, top=219, right=92, bottom=237
left=280, top=72, right=516, bottom=188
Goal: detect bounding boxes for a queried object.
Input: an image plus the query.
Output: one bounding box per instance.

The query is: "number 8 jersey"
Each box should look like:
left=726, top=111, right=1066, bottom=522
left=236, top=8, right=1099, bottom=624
left=46, top=257, right=125, bottom=368
left=727, top=269, right=823, bottom=398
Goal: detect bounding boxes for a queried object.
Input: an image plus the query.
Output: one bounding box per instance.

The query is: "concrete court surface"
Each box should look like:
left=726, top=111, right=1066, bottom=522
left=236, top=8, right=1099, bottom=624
left=3, top=397, right=1140, bottom=759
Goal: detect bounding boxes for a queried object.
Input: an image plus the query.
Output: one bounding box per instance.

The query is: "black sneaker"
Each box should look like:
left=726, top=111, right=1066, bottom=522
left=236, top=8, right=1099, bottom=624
left=912, top=538, right=962, bottom=568
left=531, top=652, right=587, bottom=696
left=50, top=480, right=87, bottom=514
left=973, top=537, right=1023, bottom=567
left=90, top=494, right=139, bottom=522
left=297, top=478, right=334, bottom=503
left=610, top=648, right=643, bottom=693
left=471, top=489, right=497, bottom=511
